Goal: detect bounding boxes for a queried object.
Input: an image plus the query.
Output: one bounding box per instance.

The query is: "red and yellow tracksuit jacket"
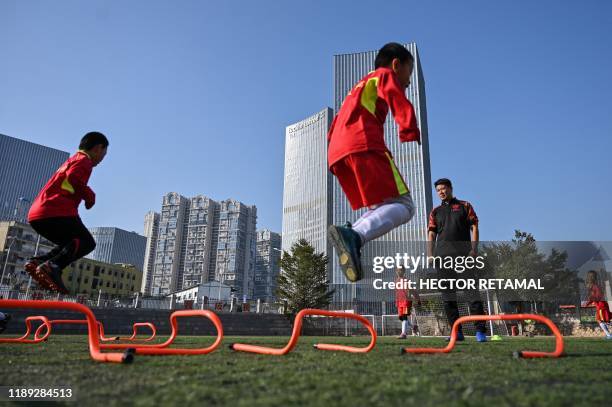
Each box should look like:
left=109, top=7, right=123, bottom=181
left=327, top=67, right=420, bottom=168
left=28, top=151, right=95, bottom=221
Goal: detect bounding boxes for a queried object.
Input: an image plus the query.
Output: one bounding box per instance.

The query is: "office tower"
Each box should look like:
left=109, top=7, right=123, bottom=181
left=0, top=134, right=69, bottom=222
left=281, top=108, right=333, bottom=256
left=88, top=227, right=147, bottom=271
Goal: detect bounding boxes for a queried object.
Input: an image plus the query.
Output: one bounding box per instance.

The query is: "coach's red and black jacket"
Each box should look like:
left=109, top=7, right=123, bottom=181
left=428, top=198, right=478, bottom=257
left=28, top=151, right=95, bottom=221
left=327, top=67, right=420, bottom=168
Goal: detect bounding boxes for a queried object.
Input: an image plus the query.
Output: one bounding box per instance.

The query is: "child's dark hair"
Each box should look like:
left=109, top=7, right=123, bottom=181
left=585, top=270, right=599, bottom=289
left=375, top=43, right=414, bottom=69
left=79, top=132, right=109, bottom=150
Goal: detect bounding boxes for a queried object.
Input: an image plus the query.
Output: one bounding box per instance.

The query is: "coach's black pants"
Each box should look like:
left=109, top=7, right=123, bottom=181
left=29, top=217, right=96, bottom=270
left=437, top=266, right=487, bottom=334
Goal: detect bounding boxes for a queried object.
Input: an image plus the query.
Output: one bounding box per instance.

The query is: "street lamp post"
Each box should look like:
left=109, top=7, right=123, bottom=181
left=25, top=234, right=41, bottom=298
left=13, top=197, right=31, bottom=223
left=217, top=255, right=230, bottom=302
left=1, top=237, right=17, bottom=288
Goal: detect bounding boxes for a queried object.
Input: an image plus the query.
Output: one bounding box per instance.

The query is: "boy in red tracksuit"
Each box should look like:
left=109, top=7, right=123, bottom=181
left=327, top=43, right=421, bottom=282
left=25, top=132, right=108, bottom=294
left=584, top=270, right=612, bottom=339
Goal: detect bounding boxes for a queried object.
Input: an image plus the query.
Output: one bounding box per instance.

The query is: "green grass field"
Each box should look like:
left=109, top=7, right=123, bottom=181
left=1, top=335, right=611, bottom=406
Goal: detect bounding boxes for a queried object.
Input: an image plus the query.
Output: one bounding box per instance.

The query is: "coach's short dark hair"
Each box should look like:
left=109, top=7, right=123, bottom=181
left=434, top=178, right=452, bottom=188
left=375, top=43, right=414, bottom=69
left=79, top=132, right=109, bottom=150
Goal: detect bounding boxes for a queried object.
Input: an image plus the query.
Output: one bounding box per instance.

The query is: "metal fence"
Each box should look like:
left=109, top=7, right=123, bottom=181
left=1, top=286, right=577, bottom=337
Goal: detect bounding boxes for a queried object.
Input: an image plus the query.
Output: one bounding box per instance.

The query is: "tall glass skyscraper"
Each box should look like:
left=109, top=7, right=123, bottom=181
left=281, top=108, right=333, bottom=256
left=0, top=134, right=69, bottom=222
left=332, top=43, right=433, bottom=302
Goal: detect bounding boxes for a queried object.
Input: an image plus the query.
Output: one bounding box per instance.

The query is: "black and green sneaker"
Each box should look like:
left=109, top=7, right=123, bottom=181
left=328, top=223, right=363, bottom=282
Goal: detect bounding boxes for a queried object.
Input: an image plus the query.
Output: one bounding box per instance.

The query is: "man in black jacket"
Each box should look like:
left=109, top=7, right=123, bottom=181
left=427, top=178, right=487, bottom=342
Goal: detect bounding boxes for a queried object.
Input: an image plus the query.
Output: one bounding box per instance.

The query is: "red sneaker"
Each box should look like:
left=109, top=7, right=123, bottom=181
left=35, top=262, right=69, bottom=294
left=25, top=260, right=54, bottom=291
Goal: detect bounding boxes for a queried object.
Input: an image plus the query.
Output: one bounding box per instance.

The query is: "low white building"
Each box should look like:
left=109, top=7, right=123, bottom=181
left=168, top=281, right=232, bottom=304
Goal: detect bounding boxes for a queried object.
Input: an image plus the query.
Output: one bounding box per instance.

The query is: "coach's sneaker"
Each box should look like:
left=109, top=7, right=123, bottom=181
left=476, top=331, right=488, bottom=342
left=328, top=223, right=363, bottom=282
left=606, top=334, right=612, bottom=340
left=397, top=333, right=407, bottom=339
left=36, top=261, right=68, bottom=294
left=0, top=313, right=11, bottom=334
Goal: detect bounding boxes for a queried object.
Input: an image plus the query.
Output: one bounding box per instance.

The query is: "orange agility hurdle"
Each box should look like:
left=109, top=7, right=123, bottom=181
left=104, top=322, right=156, bottom=342
left=0, top=299, right=133, bottom=363
left=229, top=309, right=377, bottom=355
left=99, top=310, right=223, bottom=356
left=401, top=313, right=564, bottom=358
left=31, top=320, right=157, bottom=343
left=0, top=315, right=51, bottom=344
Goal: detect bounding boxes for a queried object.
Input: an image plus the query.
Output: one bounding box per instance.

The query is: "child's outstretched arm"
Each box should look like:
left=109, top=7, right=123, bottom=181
left=378, top=71, right=421, bottom=144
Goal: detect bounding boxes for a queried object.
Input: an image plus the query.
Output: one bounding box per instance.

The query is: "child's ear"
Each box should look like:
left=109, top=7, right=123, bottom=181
left=392, top=58, right=400, bottom=71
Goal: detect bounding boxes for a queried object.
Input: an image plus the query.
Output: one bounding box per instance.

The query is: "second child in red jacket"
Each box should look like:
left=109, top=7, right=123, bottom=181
left=395, top=267, right=420, bottom=339
left=25, top=132, right=108, bottom=294
left=327, top=43, right=421, bottom=282
left=584, top=270, right=612, bottom=339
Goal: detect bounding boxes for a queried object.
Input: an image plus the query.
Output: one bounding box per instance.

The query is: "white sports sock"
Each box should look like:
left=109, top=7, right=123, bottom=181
left=599, top=322, right=611, bottom=336
left=353, top=193, right=415, bottom=244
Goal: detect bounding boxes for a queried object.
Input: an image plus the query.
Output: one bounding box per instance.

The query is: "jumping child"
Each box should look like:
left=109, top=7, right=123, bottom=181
left=327, top=43, right=420, bottom=282
left=25, top=132, right=108, bottom=294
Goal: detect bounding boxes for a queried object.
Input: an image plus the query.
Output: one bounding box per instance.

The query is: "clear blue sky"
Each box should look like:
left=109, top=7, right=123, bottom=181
left=1, top=1, right=610, bottom=241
